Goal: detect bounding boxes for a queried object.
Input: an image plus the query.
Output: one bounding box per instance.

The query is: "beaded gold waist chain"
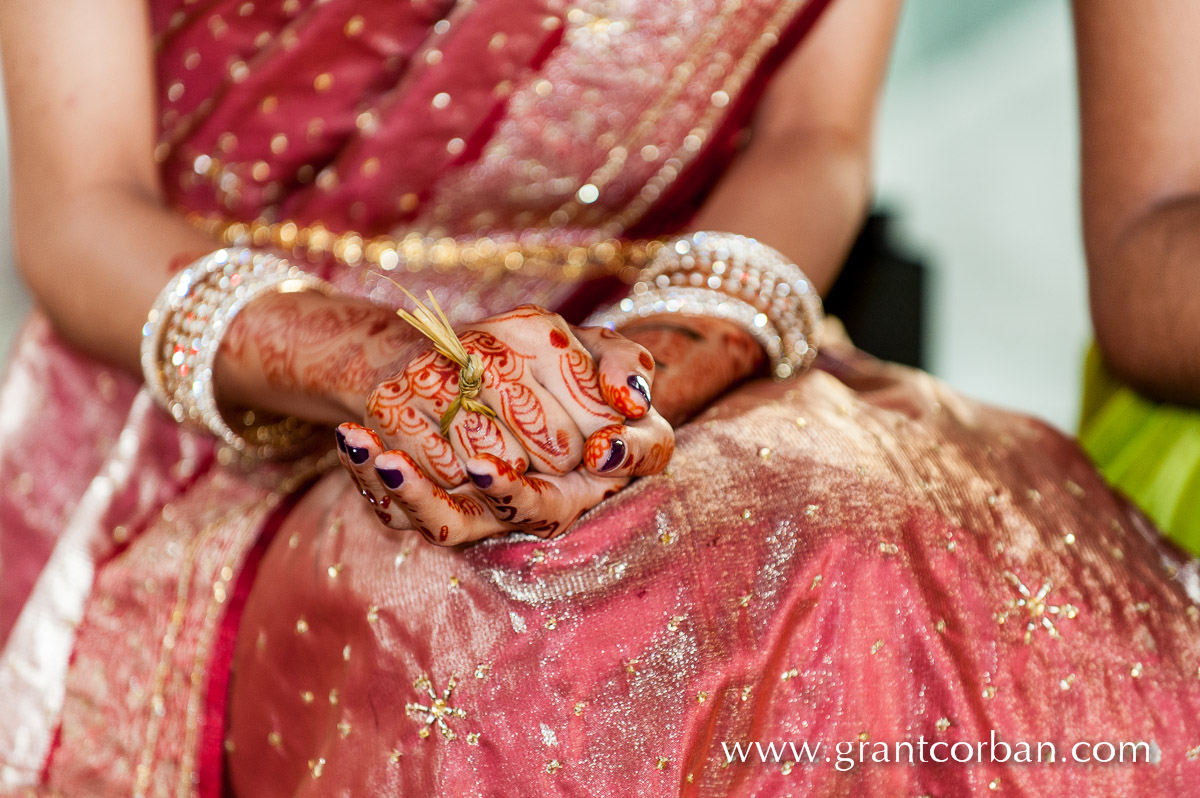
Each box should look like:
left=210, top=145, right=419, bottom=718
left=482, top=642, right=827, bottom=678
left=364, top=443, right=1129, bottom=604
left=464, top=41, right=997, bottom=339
left=191, top=215, right=664, bottom=283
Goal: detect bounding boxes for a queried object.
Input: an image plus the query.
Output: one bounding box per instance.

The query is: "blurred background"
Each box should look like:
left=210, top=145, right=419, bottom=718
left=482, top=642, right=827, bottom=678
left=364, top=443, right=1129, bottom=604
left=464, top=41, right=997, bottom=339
left=0, top=0, right=1090, bottom=431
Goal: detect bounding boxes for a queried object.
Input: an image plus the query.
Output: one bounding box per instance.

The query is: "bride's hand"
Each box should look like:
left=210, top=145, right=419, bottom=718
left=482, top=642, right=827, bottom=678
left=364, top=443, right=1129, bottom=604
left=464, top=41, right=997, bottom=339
left=335, top=305, right=673, bottom=544
left=618, top=316, right=769, bottom=426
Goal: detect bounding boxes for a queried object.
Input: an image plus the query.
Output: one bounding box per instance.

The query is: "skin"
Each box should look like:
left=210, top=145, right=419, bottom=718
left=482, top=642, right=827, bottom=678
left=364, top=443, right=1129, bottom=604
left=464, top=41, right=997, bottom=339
left=0, top=0, right=899, bottom=544
left=1073, top=0, right=1200, bottom=403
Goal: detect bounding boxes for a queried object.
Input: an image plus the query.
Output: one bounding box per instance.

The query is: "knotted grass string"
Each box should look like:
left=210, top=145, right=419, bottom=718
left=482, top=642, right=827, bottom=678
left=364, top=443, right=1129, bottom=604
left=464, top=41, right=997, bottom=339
left=376, top=274, right=496, bottom=437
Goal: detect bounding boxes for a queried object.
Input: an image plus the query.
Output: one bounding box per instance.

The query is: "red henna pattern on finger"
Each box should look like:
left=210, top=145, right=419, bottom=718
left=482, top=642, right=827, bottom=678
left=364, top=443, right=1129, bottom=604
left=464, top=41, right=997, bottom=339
left=422, top=433, right=464, bottom=485
left=423, top=480, right=487, bottom=518
left=439, top=525, right=450, bottom=542
left=638, top=351, right=654, bottom=370
left=494, top=380, right=569, bottom=460
left=404, top=351, right=462, bottom=402
left=461, top=331, right=525, bottom=381
left=482, top=454, right=524, bottom=483
left=633, top=440, right=675, bottom=474
left=559, top=349, right=618, bottom=421
left=455, top=412, right=505, bottom=456
left=600, top=372, right=646, bottom=419
left=585, top=425, right=625, bottom=471
left=549, top=329, right=570, bottom=349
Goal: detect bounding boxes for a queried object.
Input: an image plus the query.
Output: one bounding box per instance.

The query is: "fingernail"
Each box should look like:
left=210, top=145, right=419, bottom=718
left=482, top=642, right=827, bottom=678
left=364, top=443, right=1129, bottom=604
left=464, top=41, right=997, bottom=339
left=376, top=467, right=404, bottom=490
left=335, top=429, right=348, bottom=453
left=600, top=438, right=627, bottom=472
left=627, top=374, right=651, bottom=407
left=467, top=470, right=493, bottom=488
left=347, top=444, right=370, bottom=465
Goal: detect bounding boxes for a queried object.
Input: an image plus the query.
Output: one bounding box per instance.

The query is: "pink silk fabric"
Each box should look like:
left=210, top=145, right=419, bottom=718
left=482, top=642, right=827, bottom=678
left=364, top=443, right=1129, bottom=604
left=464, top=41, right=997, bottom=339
left=2, top=0, right=1200, bottom=797
left=230, top=348, right=1200, bottom=796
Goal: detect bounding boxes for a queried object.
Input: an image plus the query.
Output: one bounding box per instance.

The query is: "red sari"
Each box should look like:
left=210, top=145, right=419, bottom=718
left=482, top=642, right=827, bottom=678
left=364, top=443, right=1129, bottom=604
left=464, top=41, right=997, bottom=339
left=3, top=1, right=1200, bottom=796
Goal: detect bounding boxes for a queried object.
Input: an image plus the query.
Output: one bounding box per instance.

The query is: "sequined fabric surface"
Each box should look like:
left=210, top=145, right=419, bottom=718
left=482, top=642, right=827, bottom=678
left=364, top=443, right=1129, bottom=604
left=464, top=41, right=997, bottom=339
left=0, top=0, right=834, bottom=794
left=230, top=344, right=1200, bottom=796
left=6, top=0, right=1200, bottom=795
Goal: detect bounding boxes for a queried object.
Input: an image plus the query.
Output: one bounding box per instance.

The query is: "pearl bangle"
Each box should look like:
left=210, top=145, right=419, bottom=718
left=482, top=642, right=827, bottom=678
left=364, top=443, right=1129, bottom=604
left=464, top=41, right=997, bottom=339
left=585, top=232, right=823, bottom=379
left=141, top=247, right=331, bottom=458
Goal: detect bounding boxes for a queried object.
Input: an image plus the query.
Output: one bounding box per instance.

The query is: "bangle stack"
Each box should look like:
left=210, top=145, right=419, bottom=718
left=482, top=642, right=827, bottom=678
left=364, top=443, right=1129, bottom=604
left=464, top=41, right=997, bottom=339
left=585, top=232, right=823, bottom=379
left=140, top=247, right=329, bottom=459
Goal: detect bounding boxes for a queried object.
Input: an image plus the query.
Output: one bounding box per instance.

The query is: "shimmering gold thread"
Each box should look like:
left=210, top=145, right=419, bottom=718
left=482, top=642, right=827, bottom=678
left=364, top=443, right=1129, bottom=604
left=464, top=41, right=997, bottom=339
left=602, top=0, right=813, bottom=234
left=376, top=275, right=497, bottom=438
left=132, top=453, right=332, bottom=797
left=135, top=511, right=224, bottom=798
left=192, top=214, right=663, bottom=284
left=555, top=0, right=745, bottom=231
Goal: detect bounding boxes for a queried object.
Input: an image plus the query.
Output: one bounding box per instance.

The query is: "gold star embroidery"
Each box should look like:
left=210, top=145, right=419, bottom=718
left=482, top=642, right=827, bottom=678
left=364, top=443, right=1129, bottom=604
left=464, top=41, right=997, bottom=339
left=996, top=572, right=1077, bottom=643
left=406, top=675, right=467, bottom=740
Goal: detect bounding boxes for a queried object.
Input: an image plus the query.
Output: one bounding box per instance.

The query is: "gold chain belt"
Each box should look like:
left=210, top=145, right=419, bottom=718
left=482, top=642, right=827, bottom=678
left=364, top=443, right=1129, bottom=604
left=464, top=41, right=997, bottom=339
left=191, top=215, right=665, bottom=284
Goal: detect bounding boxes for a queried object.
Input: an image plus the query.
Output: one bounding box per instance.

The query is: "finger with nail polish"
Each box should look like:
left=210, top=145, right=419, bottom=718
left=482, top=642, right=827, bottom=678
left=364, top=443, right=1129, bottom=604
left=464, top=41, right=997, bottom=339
left=373, top=449, right=504, bottom=545
left=466, top=453, right=629, bottom=538
left=573, top=325, right=656, bottom=420
left=335, top=423, right=400, bottom=529
left=583, top=415, right=674, bottom=478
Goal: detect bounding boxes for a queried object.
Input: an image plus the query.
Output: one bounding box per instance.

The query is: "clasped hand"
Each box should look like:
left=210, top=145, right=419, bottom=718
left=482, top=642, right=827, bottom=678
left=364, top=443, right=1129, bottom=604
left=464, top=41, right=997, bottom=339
left=335, top=305, right=673, bottom=545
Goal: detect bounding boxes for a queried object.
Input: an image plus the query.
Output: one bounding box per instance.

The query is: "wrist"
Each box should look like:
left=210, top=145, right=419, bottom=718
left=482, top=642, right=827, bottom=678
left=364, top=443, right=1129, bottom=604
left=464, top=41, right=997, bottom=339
left=621, top=316, right=764, bottom=379
left=617, top=316, right=764, bottom=426
left=216, top=290, right=417, bottom=427
left=143, top=247, right=333, bottom=457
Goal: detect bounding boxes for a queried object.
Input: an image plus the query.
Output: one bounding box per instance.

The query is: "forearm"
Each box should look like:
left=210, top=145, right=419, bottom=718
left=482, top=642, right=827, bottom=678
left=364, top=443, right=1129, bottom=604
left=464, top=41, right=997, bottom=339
left=1089, top=196, right=1200, bottom=404
left=691, top=128, right=873, bottom=295
left=15, top=185, right=216, bottom=376
left=16, top=187, right=413, bottom=426
left=218, top=290, right=422, bottom=426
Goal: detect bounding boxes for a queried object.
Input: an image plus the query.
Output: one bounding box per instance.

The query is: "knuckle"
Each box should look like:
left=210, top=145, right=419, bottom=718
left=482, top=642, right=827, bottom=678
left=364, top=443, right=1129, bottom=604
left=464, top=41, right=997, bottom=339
left=513, top=303, right=553, bottom=318
left=630, top=342, right=655, bottom=375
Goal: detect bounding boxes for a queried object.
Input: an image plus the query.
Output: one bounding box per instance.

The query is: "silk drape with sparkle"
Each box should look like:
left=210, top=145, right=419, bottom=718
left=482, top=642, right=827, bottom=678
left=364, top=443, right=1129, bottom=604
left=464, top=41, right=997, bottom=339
left=2, top=1, right=1200, bottom=797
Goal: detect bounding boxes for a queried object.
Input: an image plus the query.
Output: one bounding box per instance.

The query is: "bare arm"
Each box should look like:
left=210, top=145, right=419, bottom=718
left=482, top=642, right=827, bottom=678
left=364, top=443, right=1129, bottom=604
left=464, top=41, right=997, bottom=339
left=621, top=0, right=900, bottom=419
left=692, top=0, right=900, bottom=294
left=1, top=0, right=414, bottom=426
left=1073, top=0, right=1200, bottom=403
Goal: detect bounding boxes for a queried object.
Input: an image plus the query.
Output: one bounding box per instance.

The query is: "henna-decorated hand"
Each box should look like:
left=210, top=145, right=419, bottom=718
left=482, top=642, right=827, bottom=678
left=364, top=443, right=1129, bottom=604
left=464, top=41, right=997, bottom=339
left=618, top=316, right=768, bottom=426
left=335, top=305, right=674, bottom=545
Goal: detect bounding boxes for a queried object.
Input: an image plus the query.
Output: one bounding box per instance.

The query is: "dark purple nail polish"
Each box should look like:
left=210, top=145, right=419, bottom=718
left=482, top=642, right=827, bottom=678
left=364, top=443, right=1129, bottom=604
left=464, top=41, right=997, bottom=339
left=347, top=444, right=370, bottom=465
left=468, top=470, right=493, bottom=488
left=335, top=429, right=348, bottom=453
left=627, top=374, right=651, bottom=407
left=376, top=467, right=404, bottom=489
left=600, top=438, right=627, bottom=472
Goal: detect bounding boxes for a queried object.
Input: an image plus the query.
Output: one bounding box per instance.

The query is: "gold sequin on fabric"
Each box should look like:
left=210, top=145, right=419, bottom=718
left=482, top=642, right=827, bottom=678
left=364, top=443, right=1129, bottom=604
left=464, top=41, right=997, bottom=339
left=223, top=339, right=1200, bottom=795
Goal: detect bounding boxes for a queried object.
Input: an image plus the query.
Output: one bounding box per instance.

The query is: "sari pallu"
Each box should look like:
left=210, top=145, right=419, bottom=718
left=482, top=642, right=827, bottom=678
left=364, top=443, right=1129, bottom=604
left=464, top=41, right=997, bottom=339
left=0, top=0, right=836, bottom=794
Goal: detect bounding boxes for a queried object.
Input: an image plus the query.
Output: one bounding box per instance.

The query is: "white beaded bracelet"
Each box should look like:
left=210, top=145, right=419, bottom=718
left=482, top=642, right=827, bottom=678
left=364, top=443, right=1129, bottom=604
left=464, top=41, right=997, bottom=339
left=141, top=247, right=330, bottom=458
left=585, top=232, right=823, bottom=378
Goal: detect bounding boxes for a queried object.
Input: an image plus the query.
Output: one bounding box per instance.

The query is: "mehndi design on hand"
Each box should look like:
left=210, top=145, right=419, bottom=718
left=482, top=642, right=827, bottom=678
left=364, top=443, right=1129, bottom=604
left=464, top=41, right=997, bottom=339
left=387, top=280, right=498, bottom=438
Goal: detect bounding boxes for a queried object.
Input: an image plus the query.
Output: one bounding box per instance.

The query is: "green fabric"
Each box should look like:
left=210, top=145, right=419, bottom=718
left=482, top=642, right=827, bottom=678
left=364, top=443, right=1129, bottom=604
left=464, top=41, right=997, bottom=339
left=1079, top=345, right=1200, bottom=556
